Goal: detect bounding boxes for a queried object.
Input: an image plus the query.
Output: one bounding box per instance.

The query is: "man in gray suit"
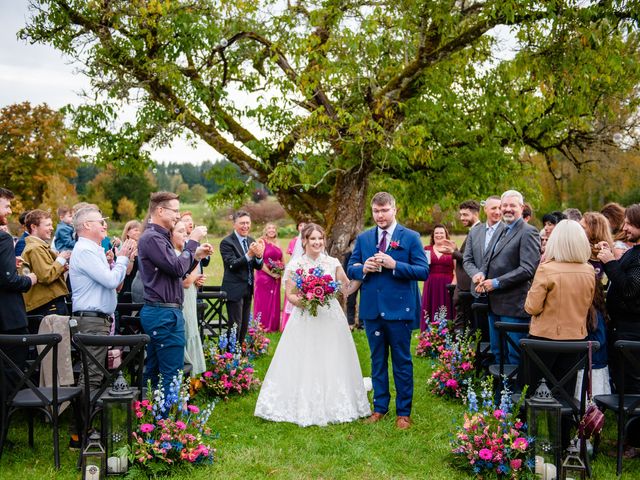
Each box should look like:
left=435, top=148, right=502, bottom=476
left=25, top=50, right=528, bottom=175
left=463, top=195, right=503, bottom=296
left=475, top=190, right=541, bottom=364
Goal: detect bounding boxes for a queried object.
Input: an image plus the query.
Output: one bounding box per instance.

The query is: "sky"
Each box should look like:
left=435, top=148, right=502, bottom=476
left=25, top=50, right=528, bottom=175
left=0, top=0, right=218, bottom=164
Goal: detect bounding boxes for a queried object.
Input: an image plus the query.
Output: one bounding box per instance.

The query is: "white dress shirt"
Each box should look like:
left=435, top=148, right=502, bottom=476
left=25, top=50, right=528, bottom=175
left=69, top=237, right=129, bottom=314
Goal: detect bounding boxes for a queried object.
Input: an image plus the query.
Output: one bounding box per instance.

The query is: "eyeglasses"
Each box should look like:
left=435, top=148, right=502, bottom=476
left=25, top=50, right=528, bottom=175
left=86, top=218, right=108, bottom=226
left=162, top=206, right=180, bottom=214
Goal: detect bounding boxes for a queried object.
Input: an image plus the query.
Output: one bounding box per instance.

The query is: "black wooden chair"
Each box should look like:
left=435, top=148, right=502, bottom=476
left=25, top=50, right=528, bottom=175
left=471, top=302, right=491, bottom=371
left=72, top=333, right=149, bottom=446
left=488, top=321, right=530, bottom=385
left=115, top=303, right=145, bottom=336
left=0, top=333, right=83, bottom=469
left=594, top=340, right=640, bottom=476
left=198, top=286, right=228, bottom=338
left=520, top=339, right=597, bottom=476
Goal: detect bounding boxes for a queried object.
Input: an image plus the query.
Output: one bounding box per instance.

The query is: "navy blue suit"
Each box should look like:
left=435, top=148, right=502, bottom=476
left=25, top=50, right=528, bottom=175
left=348, top=224, right=428, bottom=416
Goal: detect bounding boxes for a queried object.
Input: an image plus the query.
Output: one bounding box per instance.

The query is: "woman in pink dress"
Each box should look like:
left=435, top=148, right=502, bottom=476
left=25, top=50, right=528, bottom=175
left=420, top=224, right=456, bottom=331
left=281, top=221, right=305, bottom=331
left=253, top=223, right=284, bottom=332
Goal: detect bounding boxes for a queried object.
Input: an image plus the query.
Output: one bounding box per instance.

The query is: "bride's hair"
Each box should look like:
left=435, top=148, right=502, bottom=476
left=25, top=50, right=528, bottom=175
left=301, top=223, right=325, bottom=248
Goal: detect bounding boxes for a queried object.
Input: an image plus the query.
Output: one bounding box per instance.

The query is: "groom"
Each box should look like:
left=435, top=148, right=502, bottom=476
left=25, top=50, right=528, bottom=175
left=348, top=192, right=429, bottom=429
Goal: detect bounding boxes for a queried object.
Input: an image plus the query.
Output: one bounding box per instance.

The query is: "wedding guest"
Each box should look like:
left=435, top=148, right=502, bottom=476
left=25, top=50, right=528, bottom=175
left=180, top=211, right=210, bottom=275
left=0, top=188, right=37, bottom=390
left=53, top=205, right=76, bottom=252
left=281, top=221, right=305, bottom=330
left=14, top=210, right=30, bottom=256
left=522, top=203, right=533, bottom=223
left=138, top=192, right=212, bottom=398
left=253, top=223, right=283, bottom=332
left=601, top=201, right=631, bottom=259
left=476, top=190, right=540, bottom=365
left=220, top=211, right=264, bottom=343
left=117, top=220, right=141, bottom=302
left=452, top=200, right=481, bottom=333
left=420, top=224, right=455, bottom=330
left=542, top=211, right=566, bottom=239
left=21, top=209, right=70, bottom=316
left=171, top=220, right=206, bottom=376
left=70, top=207, right=136, bottom=389
left=598, top=204, right=640, bottom=393
left=580, top=212, right=613, bottom=279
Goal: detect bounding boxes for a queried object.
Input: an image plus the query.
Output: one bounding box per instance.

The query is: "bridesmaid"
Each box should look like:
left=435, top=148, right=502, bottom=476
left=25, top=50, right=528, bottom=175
left=253, top=223, right=283, bottom=332
left=420, top=224, right=456, bottom=331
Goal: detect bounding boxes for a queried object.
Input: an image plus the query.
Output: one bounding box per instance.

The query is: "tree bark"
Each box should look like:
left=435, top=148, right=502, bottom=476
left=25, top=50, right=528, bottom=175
left=324, top=167, right=370, bottom=261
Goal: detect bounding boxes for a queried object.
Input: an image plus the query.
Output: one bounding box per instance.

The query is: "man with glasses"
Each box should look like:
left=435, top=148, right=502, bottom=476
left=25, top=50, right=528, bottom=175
left=69, top=207, right=136, bottom=390
left=137, top=192, right=212, bottom=403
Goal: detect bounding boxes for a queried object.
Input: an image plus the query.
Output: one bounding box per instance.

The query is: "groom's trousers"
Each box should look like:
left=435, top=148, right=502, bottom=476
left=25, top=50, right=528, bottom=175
left=364, top=318, right=413, bottom=417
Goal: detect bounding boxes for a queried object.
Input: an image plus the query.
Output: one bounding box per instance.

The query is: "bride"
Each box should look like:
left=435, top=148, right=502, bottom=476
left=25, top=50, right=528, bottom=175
left=254, top=223, right=371, bottom=426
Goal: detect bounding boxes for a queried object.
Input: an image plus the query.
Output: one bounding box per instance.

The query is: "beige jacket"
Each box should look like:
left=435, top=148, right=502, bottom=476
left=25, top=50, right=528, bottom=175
left=22, top=236, right=69, bottom=311
left=525, top=261, right=595, bottom=340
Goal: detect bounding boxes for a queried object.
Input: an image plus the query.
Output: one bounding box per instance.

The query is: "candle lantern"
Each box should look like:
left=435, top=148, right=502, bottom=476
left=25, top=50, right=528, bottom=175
left=527, top=378, right=562, bottom=479
left=561, top=439, right=587, bottom=480
left=102, top=371, right=135, bottom=475
left=82, top=431, right=106, bottom=480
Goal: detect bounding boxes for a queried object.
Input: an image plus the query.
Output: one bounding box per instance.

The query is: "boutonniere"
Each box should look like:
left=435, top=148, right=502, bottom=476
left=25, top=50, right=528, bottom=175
left=389, top=240, right=400, bottom=250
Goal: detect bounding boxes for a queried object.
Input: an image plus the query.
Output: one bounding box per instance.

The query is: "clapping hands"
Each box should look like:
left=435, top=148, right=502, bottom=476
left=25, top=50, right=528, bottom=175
left=249, top=238, right=265, bottom=259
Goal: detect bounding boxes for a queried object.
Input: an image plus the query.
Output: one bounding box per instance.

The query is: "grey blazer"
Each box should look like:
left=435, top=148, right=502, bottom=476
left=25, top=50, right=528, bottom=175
left=463, top=221, right=504, bottom=296
left=482, top=219, right=541, bottom=318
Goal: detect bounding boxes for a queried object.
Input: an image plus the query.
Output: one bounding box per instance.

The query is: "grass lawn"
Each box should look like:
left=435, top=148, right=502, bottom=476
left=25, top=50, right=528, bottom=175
left=1, top=330, right=639, bottom=479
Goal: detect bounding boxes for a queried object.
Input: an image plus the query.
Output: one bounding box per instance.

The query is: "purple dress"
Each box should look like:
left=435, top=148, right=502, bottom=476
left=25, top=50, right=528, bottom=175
left=420, top=245, right=455, bottom=331
left=253, top=241, right=283, bottom=332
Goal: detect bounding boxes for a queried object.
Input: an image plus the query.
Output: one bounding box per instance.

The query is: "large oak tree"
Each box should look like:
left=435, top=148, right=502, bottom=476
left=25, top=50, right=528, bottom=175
left=21, top=0, right=640, bottom=256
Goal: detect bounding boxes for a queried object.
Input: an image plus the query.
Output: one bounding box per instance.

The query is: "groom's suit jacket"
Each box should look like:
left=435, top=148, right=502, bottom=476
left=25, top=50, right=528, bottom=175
left=348, top=224, right=429, bottom=322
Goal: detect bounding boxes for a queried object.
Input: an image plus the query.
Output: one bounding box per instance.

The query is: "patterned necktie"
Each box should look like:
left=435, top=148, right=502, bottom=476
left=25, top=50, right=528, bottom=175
left=242, top=238, right=252, bottom=285
left=484, top=226, right=494, bottom=252
left=378, top=230, right=388, bottom=253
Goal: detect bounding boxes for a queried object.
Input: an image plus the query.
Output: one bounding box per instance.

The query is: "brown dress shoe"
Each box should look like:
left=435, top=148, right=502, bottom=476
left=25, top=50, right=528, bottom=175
left=396, top=416, right=411, bottom=430
left=364, top=412, right=386, bottom=424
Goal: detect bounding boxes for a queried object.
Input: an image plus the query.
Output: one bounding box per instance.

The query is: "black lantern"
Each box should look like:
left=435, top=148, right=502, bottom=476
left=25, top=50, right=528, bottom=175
left=82, top=431, right=106, bottom=480
left=561, top=439, right=587, bottom=480
left=527, top=378, right=562, bottom=479
left=102, top=371, right=135, bottom=475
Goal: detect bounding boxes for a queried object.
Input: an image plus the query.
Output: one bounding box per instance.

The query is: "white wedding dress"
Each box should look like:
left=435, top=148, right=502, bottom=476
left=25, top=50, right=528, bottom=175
left=254, top=253, right=371, bottom=427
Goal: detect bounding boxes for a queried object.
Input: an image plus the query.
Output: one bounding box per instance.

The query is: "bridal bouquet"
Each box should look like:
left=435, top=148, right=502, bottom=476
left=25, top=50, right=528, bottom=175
left=450, top=378, right=533, bottom=478
left=292, top=266, right=341, bottom=316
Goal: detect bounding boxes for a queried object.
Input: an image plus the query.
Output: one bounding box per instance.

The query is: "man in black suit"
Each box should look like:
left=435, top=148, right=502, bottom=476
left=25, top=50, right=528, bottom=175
left=0, top=188, right=37, bottom=388
left=220, top=210, right=264, bottom=344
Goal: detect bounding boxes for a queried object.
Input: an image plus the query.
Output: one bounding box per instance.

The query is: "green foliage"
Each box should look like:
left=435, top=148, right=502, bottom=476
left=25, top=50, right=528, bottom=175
left=20, top=0, right=640, bottom=253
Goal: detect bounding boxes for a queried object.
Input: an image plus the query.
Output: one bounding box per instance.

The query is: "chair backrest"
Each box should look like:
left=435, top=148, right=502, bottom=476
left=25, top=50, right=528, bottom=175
left=614, top=340, right=640, bottom=411
left=521, top=339, right=598, bottom=417
left=495, top=321, right=530, bottom=361
left=72, top=334, right=150, bottom=404
left=198, top=289, right=228, bottom=338
left=0, top=333, right=61, bottom=405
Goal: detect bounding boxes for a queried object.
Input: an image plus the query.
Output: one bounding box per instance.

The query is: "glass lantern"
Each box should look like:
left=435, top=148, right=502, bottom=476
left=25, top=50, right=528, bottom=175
left=561, top=439, right=587, bottom=480
left=527, top=378, right=562, bottom=480
left=82, top=431, right=106, bottom=480
left=102, top=371, right=135, bottom=475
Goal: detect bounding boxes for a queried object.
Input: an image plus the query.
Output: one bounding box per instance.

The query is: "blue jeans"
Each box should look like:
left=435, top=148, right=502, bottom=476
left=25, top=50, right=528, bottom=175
left=140, top=305, right=185, bottom=408
left=488, top=313, right=528, bottom=365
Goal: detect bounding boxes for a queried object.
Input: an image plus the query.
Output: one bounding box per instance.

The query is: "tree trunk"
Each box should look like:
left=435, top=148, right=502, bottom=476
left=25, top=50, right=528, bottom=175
left=324, top=167, right=370, bottom=261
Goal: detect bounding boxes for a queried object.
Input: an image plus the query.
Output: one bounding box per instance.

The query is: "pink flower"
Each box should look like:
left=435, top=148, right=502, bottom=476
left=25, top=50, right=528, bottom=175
left=140, top=423, right=155, bottom=433
left=461, top=362, right=472, bottom=371
left=493, top=409, right=505, bottom=419
left=478, top=448, right=492, bottom=460
left=136, top=411, right=144, bottom=418
left=513, top=437, right=528, bottom=451
left=187, top=405, right=200, bottom=413
left=175, top=421, right=187, bottom=430
left=203, top=371, right=213, bottom=378
left=445, top=379, right=459, bottom=389
left=510, top=458, right=523, bottom=470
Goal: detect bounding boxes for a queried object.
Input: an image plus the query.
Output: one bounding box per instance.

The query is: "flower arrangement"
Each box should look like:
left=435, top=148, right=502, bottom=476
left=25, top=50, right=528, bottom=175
left=243, top=314, right=271, bottom=359
left=416, top=306, right=450, bottom=358
left=129, top=371, right=215, bottom=476
left=193, top=326, right=260, bottom=399
left=450, top=378, right=534, bottom=479
left=267, top=258, right=285, bottom=276
left=427, top=329, right=478, bottom=399
left=389, top=240, right=400, bottom=250
left=291, top=265, right=341, bottom=316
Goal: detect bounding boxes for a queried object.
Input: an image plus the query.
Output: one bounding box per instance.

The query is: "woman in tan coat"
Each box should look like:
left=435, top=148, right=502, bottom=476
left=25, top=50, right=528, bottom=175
left=524, top=220, right=595, bottom=399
